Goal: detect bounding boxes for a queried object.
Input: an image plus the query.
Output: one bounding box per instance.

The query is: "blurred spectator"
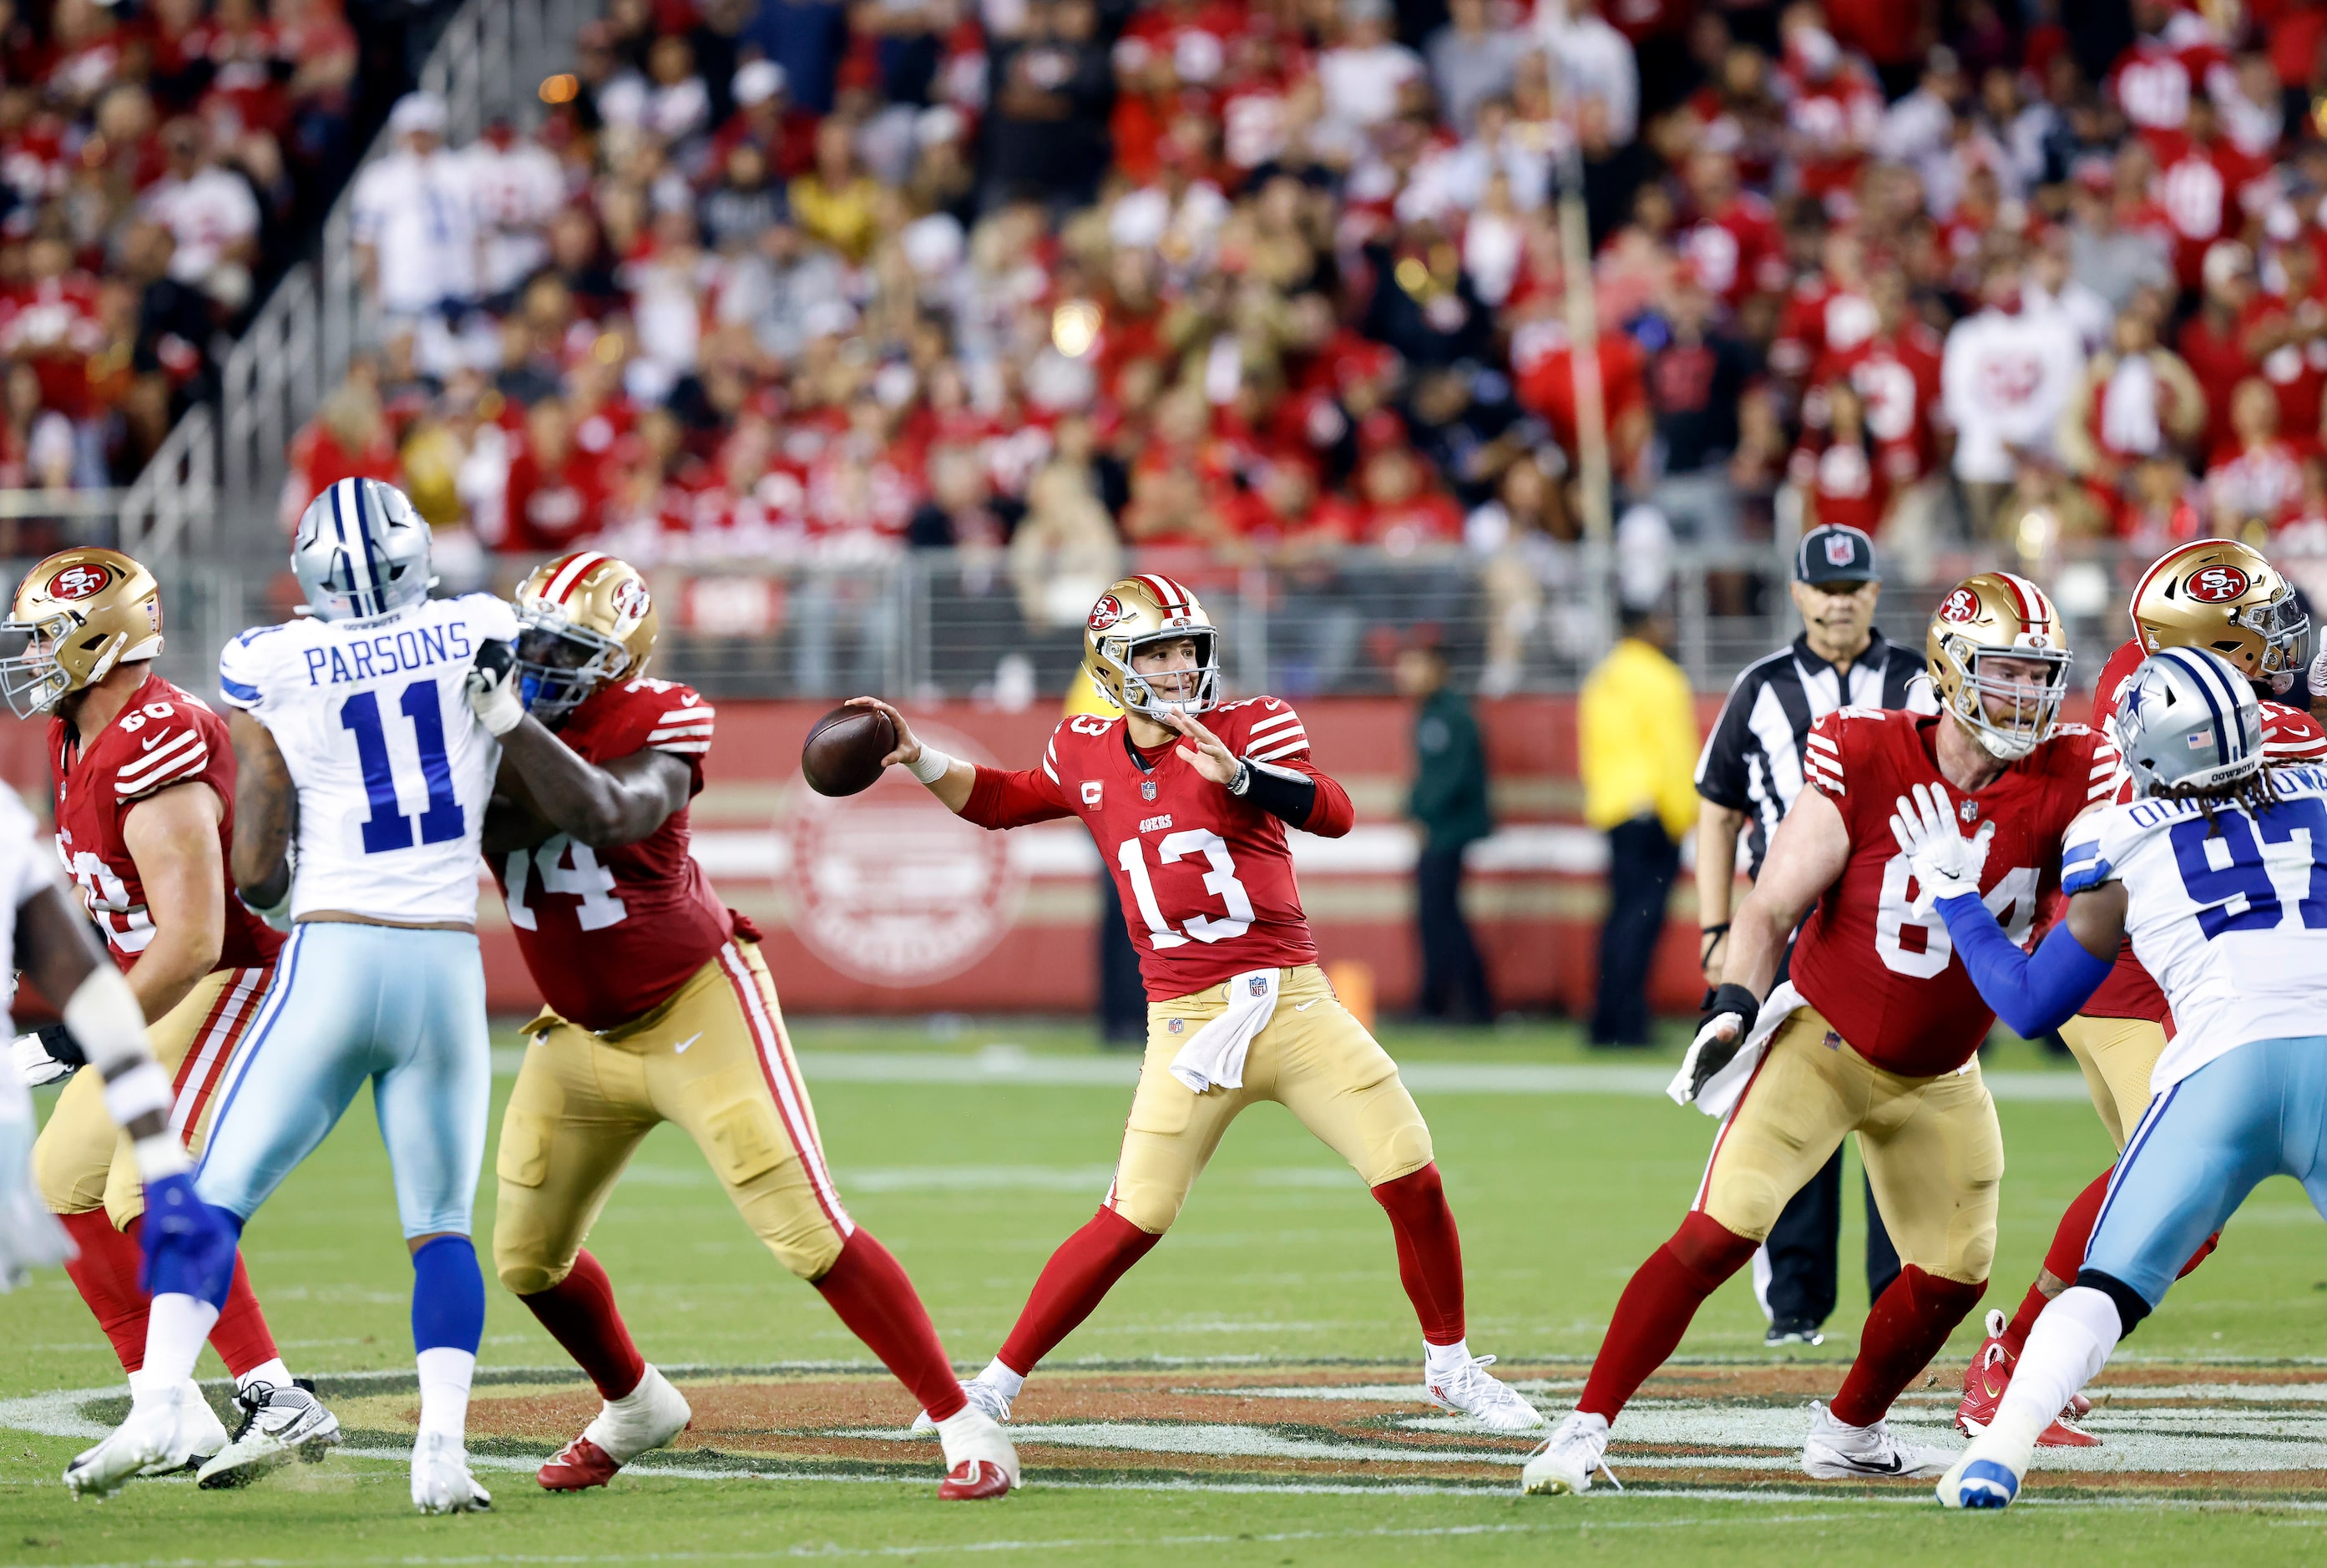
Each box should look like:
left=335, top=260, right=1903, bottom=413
left=1425, top=0, right=1517, bottom=135
left=1941, top=260, right=2085, bottom=537
left=1578, top=600, right=1696, bottom=1049
left=1645, top=276, right=1763, bottom=544
left=349, top=93, right=480, bottom=369
left=139, top=119, right=261, bottom=311
left=1399, top=640, right=1493, bottom=1025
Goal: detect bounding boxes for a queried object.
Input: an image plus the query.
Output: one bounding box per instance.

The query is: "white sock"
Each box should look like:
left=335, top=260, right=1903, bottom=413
left=934, top=1406, right=1002, bottom=1469
left=610, top=1364, right=660, bottom=1411
left=980, top=1357, right=1025, bottom=1400
left=1988, top=1286, right=2122, bottom=1454
left=236, top=1358, right=294, bottom=1394
left=415, top=1347, right=477, bottom=1444
left=138, top=1292, right=221, bottom=1400
left=1425, top=1338, right=1474, bottom=1378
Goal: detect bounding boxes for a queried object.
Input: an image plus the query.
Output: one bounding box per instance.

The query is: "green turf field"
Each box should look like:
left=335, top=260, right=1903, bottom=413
left=6, top=1018, right=2327, bottom=1565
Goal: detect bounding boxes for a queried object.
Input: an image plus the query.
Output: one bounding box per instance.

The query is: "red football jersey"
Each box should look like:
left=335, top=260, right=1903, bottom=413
left=50, top=672, right=281, bottom=974
left=491, top=676, right=748, bottom=1031
left=1790, top=709, right=2116, bottom=1076
left=960, top=697, right=1357, bottom=999
left=2074, top=637, right=2327, bottom=1023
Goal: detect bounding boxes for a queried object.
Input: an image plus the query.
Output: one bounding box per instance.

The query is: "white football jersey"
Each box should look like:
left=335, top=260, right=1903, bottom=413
left=2062, top=763, right=2327, bottom=1091
left=219, top=594, right=519, bottom=924
left=0, top=783, right=59, bottom=1038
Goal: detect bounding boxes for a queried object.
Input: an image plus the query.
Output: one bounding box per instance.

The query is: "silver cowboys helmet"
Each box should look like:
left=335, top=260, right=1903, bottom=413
left=2110, top=646, right=2264, bottom=797
left=291, top=478, right=435, bottom=621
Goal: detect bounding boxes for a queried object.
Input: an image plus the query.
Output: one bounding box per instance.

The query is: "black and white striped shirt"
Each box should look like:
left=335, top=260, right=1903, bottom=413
left=1694, top=629, right=1937, bottom=877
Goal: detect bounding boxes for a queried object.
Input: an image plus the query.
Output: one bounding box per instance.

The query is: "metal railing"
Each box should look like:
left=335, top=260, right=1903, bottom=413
left=119, top=405, right=218, bottom=557
left=121, top=0, right=585, bottom=561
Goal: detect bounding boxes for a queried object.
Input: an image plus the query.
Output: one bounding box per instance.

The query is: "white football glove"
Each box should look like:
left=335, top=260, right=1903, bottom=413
left=10, top=1026, right=77, bottom=1088
left=465, top=639, right=525, bottom=738
left=1889, top=781, right=1981, bottom=901
left=2309, top=642, right=2327, bottom=702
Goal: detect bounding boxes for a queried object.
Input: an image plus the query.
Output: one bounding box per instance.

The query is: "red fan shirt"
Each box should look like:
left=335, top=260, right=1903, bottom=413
left=1790, top=708, right=2116, bottom=1076
left=492, top=676, right=751, bottom=1029
left=960, top=697, right=1357, bottom=999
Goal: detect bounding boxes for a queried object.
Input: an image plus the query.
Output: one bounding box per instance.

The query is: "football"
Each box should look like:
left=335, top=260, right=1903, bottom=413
left=801, top=704, right=897, bottom=797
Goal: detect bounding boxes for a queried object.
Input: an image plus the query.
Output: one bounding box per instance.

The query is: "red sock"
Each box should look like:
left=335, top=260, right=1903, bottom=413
left=2004, top=1167, right=2114, bottom=1356
left=2177, top=1232, right=2220, bottom=1278
left=208, top=1254, right=281, bottom=1379
left=996, top=1207, right=1161, bottom=1377
left=1371, top=1163, right=1465, bottom=1345
left=1830, top=1266, right=1984, bottom=1427
left=1579, top=1212, right=1758, bottom=1423
left=60, top=1211, right=149, bottom=1373
left=813, top=1229, right=965, bottom=1420
left=519, top=1249, right=645, bottom=1400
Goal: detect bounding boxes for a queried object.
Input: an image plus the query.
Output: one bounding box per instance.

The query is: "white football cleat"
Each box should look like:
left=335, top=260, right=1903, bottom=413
left=196, top=1378, right=341, bottom=1488
left=1426, top=1353, right=1548, bottom=1432
left=538, top=1364, right=693, bottom=1491
left=1520, top=1410, right=1618, bottom=1495
left=411, top=1429, right=493, bottom=1514
left=934, top=1407, right=1019, bottom=1500
left=1936, top=1424, right=2031, bottom=1510
left=1801, top=1399, right=1953, bottom=1480
left=911, top=1368, right=1014, bottom=1434
left=66, top=1382, right=222, bottom=1499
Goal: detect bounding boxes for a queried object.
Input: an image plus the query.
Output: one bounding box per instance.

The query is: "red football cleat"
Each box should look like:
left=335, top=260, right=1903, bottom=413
left=539, top=1436, right=622, bottom=1491
left=938, top=1459, right=1013, bottom=1500
left=1955, top=1310, right=2102, bottom=1449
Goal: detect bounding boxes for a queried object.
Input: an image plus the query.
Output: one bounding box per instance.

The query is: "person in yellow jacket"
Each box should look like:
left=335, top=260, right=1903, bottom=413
left=1579, top=604, right=1699, bottom=1046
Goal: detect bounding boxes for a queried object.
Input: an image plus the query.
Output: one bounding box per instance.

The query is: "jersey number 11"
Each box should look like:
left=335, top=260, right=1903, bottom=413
left=341, top=680, right=465, bottom=854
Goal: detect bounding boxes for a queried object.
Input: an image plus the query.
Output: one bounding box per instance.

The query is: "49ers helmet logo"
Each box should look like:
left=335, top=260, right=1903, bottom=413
left=2186, top=564, right=2251, bottom=603
left=1087, top=594, right=1125, bottom=632
left=45, top=563, right=111, bottom=602
left=1939, top=587, right=1980, bottom=623
left=611, top=576, right=651, bottom=623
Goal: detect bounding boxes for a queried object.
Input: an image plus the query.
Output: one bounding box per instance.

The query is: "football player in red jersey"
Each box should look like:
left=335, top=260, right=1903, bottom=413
left=1954, top=540, right=2324, bottom=1444
left=848, top=574, right=1546, bottom=1435
left=1522, top=572, right=2118, bottom=1496
left=1, top=549, right=340, bottom=1489
left=469, top=551, right=1018, bottom=1500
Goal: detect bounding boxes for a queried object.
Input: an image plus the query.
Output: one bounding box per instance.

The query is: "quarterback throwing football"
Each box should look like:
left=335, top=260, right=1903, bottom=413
left=468, top=551, right=1016, bottom=1500
left=853, top=574, right=1544, bottom=1434
left=1525, top=573, right=2117, bottom=1495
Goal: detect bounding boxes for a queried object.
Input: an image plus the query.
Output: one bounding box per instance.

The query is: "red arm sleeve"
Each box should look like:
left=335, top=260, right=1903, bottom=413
left=960, top=764, right=1075, bottom=829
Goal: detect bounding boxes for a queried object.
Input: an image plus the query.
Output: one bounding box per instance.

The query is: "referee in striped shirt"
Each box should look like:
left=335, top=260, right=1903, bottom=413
left=1693, top=524, right=1936, bottom=1347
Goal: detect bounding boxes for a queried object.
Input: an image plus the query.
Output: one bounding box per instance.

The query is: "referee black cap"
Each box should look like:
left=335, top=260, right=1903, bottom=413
left=1795, top=524, right=1879, bottom=586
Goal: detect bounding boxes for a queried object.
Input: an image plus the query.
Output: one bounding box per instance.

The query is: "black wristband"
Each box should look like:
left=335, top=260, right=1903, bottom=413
left=36, top=1020, right=84, bottom=1069
left=1237, top=758, right=1317, bottom=828
left=1699, top=982, right=1761, bottom=1031
left=1699, top=923, right=1730, bottom=963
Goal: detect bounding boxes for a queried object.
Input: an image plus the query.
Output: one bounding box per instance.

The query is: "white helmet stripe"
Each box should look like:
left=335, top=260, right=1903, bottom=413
left=547, top=551, right=608, bottom=604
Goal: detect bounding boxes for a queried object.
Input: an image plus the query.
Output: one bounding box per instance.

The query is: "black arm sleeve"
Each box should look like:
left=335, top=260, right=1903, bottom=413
left=1237, top=760, right=1318, bottom=828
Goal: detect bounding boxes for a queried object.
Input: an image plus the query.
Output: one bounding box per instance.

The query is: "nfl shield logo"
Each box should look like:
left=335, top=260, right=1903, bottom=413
left=1167, top=1017, right=1184, bottom=1033
left=1248, top=975, right=1268, bottom=997
left=1825, top=534, right=1856, bottom=567
left=1142, top=780, right=1158, bottom=801
left=1959, top=800, right=1978, bottom=825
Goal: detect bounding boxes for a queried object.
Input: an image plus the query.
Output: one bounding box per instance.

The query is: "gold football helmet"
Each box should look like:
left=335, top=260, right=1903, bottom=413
left=511, top=550, right=658, bottom=721
left=2129, top=539, right=2309, bottom=695
left=1927, top=570, right=2073, bottom=761
left=1082, top=574, right=1220, bottom=719
left=0, top=549, right=164, bottom=720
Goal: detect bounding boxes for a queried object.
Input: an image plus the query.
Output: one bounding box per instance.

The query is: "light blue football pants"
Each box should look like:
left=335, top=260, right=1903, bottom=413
left=2085, top=1035, right=2327, bottom=1308
left=195, top=922, right=491, bottom=1238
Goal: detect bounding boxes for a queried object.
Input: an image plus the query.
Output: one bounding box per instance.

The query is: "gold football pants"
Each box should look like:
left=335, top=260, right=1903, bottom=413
left=35, top=965, right=276, bottom=1230
left=493, top=938, right=853, bottom=1294
left=2056, top=1013, right=2168, bottom=1150
left=1106, top=964, right=1434, bottom=1235
left=1695, top=1004, right=2004, bottom=1284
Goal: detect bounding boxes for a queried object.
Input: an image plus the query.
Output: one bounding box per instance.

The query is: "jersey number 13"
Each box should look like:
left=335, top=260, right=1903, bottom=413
left=1117, top=831, right=1257, bottom=948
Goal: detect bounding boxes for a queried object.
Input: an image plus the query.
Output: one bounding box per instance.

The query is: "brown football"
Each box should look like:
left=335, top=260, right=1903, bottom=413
left=802, top=706, right=897, bottom=797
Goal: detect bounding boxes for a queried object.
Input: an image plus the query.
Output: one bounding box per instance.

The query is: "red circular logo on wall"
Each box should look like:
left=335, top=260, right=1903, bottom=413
left=2186, top=564, right=2251, bottom=604
left=1939, top=587, right=1980, bottom=624
left=1086, top=594, right=1125, bottom=632
left=46, top=563, right=111, bottom=602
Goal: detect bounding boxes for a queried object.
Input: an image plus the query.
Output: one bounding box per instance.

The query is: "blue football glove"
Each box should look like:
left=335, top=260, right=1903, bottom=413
left=139, top=1172, right=237, bottom=1303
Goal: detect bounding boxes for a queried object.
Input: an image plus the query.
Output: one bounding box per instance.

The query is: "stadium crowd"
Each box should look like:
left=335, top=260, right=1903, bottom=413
left=261, top=0, right=2327, bottom=676
left=0, top=0, right=372, bottom=500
